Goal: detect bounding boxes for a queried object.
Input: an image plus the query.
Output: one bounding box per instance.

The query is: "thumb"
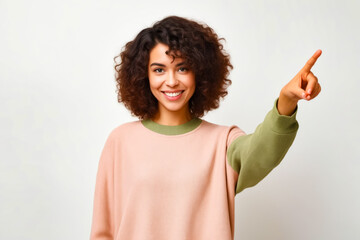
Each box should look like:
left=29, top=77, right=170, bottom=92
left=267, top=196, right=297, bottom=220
left=292, top=86, right=309, bottom=100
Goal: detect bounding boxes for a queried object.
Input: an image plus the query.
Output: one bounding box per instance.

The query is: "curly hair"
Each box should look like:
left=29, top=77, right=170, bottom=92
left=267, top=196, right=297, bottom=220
left=114, top=15, right=233, bottom=120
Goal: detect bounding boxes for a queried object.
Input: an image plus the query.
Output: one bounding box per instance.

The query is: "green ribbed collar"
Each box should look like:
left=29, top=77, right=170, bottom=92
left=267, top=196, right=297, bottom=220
left=141, top=118, right=202, bottom=135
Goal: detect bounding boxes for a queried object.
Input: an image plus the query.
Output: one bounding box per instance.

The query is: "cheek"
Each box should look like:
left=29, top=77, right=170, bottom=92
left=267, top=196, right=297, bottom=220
left=187, top=75, right=196, bottom=93
left=148, top=76, right=162, bottom=94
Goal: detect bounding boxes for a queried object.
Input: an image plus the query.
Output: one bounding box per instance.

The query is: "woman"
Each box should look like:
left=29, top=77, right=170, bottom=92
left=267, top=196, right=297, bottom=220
left=90, top=16, right=321, bottom=240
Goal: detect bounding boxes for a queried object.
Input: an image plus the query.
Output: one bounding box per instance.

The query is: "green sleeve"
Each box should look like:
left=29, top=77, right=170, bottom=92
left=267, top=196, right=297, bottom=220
left=227, top=98, right=299, bottom=195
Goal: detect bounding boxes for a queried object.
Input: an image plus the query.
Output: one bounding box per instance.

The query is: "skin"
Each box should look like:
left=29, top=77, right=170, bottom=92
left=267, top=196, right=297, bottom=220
left=148, top=43, right=322, bottom=125
left=148, top=43, right=196, bottom=125
left=278, top=49, right=322, bottom=116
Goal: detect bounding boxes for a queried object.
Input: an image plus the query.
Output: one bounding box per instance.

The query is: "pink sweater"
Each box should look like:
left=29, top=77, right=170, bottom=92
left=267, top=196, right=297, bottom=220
left=90, top=99, right=298, bottom=240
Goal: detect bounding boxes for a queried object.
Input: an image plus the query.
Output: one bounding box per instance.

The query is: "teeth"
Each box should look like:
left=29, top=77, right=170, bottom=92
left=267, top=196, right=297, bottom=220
left=164, top=91, right=182, bottom=97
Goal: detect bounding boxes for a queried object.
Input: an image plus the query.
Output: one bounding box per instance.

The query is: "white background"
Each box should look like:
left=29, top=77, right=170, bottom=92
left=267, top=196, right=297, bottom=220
left=1, top=0, right=359, bottom=239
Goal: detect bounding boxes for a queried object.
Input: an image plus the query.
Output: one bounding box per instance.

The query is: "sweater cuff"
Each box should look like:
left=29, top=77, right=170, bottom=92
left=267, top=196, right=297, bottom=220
left=266, top=98, right=299, bottom=134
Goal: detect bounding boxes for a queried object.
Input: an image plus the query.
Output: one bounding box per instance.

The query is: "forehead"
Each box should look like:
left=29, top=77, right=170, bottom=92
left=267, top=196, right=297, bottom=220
left=149, top=43, right=184, bottom=65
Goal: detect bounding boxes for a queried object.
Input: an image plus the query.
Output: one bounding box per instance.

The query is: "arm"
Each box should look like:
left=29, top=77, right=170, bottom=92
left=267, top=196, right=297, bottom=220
left=90, top=135, right=115, bottom=240
left=227, top=98, right=299, bottom=194
left=227, top=49, right=323, bottom=195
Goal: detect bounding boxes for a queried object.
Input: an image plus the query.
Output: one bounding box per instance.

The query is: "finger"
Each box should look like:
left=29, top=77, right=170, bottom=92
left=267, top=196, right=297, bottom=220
left=310, top=83, right=321, bottom=99
left=301, top=49, right=322, bottom=73
left=292, top=86, right=308, bottom=100
left=305, top=71, right=318, bottom=95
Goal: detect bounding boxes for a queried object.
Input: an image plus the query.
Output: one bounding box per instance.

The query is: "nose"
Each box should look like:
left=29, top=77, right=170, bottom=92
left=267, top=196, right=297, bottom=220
left=165, top=72, right=179, bottom=87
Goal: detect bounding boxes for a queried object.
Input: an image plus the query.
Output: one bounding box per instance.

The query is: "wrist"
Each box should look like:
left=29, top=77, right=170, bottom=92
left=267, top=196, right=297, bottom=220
left=278, top=92, right=298, bottom=116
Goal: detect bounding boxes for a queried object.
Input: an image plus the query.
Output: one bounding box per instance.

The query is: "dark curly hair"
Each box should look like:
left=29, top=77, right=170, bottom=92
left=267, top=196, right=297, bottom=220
left=114, top=15, right=233, bottom=120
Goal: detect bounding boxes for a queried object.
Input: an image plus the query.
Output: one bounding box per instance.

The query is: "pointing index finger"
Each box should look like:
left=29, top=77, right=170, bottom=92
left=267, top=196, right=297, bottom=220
left=302, top=49, right=322, bottom=72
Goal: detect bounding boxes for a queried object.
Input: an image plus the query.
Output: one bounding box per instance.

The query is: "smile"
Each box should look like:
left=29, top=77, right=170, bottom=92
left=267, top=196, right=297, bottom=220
left=163, top=91, right=183, bottom=97
left=161, top=91, right=184, bottom=100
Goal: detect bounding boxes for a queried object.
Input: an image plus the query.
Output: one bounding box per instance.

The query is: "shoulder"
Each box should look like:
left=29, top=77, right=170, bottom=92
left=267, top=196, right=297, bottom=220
left=200, top=119, right=246, bottom=146
left=106, top=120, right=143, bottom=141
left=199, top=119, right=229, bottom=133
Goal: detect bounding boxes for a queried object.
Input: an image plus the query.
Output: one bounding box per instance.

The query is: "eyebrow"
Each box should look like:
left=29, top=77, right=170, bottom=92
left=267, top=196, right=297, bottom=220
left=149, top=62, right=186, bottom=67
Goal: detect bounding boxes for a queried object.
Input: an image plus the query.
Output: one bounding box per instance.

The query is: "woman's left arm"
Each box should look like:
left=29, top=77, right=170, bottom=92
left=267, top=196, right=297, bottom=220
left=278, top=50, right=322, bottom=116
left=227, top=100, right=299, bottom=195
left=227, top=50, right=322, bottom=194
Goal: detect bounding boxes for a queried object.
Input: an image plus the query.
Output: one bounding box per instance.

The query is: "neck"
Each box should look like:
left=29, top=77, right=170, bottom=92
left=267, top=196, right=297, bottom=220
left=152, top=107, right=192, bottom=126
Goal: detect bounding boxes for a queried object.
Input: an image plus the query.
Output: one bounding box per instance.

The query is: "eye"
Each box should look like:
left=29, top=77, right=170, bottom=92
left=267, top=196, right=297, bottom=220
left=154, top=68, right=164, bottom=73
left=178, top=67, right=188, bottom=72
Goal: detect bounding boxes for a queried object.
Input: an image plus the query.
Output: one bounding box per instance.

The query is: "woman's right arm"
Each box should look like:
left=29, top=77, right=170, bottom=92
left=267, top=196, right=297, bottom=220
left=90, top=134, right=115, bottom=240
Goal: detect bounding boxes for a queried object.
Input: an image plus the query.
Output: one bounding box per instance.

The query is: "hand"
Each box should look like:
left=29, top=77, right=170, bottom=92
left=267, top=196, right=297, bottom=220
left=278, top=50, right=322, bottom=115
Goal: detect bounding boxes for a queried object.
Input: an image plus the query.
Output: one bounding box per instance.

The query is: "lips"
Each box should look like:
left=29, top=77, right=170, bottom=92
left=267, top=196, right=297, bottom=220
left=161, top=90, right=185, bottom=93
left=161, top=90, right=184, bottom=100
left=163, top=90, right=183, bottom=96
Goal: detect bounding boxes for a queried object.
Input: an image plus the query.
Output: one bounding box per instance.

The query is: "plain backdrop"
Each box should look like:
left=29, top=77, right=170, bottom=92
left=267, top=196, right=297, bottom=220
left=1, top=0, right=359, bottom=239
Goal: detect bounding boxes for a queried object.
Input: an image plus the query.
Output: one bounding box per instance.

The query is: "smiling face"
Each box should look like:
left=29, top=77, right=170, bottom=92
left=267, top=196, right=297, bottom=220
left=148, top=43, right=196, bottom=124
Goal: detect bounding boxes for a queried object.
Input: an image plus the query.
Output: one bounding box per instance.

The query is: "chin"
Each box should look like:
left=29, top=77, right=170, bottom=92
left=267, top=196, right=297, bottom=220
left=159, top=103, right=189, bottom=113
